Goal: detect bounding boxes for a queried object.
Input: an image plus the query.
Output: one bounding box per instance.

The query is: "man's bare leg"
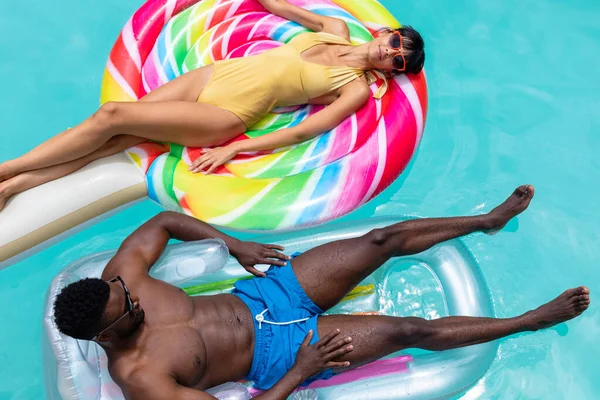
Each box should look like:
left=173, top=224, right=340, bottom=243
left=316, top=287, right=590, bottom=369
left=293, top=185, right=535, bottom=311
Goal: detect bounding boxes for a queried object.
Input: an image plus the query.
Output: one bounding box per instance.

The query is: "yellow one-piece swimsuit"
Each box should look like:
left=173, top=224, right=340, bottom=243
left=196, top=32, right=385, bottom=128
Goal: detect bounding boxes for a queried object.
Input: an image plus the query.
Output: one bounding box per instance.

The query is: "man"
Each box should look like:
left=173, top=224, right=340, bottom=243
left=54, top=185, right=590, bottom=399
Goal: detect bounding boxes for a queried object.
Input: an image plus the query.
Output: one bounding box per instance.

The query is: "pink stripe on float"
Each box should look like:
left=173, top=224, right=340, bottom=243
left=224, top=0, right=242, bottom=20
left=225, top=13, right=278, bottom=49
left=350, top=95, right=378, bottom=150
left=359, top=119, right=388, bottom=206
left=395, top=74, right=425, bottom=150
left=132, top=6, right=167, bottom=65
left=326, top=127, right=381, bottom=218
left=141, top=48, right=164, bottom=93
left=323, top=118, right=353, bottom=164
left=248, top=13, right=274, bottom=38
left=220, top=15, right=244, bottom=57
left=226, top=40, right=280, bottom=59
left=247, top=355, right=412, bottom=396
left=246, top=41, right=281, bottom=56
left=372, top=82, right=418, bottom=197
left=321, top=92, right=378, bottom=166
left=307, top=355, right=413, bottom=389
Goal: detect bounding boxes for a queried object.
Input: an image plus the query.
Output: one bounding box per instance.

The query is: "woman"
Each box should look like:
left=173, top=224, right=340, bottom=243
left=0, top=0, right=425, bottom=211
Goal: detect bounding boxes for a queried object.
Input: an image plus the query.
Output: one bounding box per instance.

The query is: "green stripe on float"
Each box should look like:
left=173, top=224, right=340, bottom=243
left=162, top=144, right=184, bottom=205
left=229, top=172, right=312, bottom=230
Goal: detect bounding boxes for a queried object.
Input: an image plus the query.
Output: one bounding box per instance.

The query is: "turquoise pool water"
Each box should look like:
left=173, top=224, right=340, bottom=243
left=1, top=0, right=599, bottom=398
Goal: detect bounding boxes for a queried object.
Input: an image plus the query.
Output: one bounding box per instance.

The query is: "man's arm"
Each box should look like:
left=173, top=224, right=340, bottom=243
left=102, top=211, right=289, bottom=280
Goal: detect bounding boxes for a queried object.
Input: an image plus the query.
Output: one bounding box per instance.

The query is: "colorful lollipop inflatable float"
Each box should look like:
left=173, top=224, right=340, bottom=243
left=0, top=0, right=426, bottom=265
left=108, top=0, right=428, bottom=231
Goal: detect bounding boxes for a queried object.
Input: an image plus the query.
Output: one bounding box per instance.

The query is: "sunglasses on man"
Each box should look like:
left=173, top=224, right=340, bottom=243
left=92, top=276, right=133, bottom=341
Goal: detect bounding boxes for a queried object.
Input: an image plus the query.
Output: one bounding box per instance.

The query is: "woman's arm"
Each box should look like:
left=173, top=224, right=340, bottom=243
left=238, top=82, right=370, bottom=150
left=190, top=80, right=370, bottom=173
left=257, top=0, right=349, bottom=39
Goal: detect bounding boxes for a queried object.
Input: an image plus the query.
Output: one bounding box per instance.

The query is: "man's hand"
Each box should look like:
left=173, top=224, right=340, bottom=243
left=291, top=329, right=353, bottom=379
left=230, top=241, right=291, bottom=277
left=252, top=329, right=353, bottom=400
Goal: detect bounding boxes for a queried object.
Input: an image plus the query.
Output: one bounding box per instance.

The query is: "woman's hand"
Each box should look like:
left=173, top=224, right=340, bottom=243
left=189, top=145, right=239, bottom=174
left=231, top=241, right=291, bottom=277
left=291, top=329, right=353, bottom=380
left=256, top=0, right=348, bottom=39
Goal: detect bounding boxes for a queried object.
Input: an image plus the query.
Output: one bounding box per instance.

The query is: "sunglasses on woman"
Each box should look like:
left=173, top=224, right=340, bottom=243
left=388, top=31, right=407, bottom=72
left=92, top=276, right=133, bottom=341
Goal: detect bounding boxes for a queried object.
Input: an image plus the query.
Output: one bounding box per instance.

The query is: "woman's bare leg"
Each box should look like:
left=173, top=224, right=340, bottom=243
left=0, top=65, right=244, bottom=181
left=0, top=135, right=144, bottom=211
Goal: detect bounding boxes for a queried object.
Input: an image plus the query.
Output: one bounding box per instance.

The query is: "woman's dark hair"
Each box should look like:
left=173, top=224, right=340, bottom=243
left=54, top=278, right=110, bottom=340
left=379, top=25, right=425, bottom=74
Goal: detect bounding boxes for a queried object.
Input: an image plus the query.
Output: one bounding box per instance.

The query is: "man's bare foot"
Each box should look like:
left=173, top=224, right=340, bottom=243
left=523, top=286, right=590, bottom=331
left=486, top=185, right=535, bottom=233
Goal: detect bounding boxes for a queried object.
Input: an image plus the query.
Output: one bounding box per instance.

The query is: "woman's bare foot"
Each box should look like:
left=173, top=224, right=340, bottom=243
left=485, top=185, right=535, bottom=233
left=0, top=180, right=13, bottom=211
left=0, top=161, right=17, bottom=184
left=523, top=286, right=590, bottom=331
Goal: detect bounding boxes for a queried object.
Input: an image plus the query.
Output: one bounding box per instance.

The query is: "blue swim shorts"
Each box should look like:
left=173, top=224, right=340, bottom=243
left=232, top=252, right=334, bottom=390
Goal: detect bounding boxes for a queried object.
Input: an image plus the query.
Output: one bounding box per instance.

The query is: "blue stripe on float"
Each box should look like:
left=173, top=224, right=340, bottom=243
left=146, top=159, right=160, bottom=203
left=272, top=22, right=302, bottom=42
left=301, top=133, right=331, bottom=172
left=297, top=163, right=341, bottom=225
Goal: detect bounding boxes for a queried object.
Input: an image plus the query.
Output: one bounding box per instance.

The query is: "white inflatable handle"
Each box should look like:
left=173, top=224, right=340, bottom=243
left=150, top=238, right=230, bottom=285
left=206, top=382, right=252, bottom=400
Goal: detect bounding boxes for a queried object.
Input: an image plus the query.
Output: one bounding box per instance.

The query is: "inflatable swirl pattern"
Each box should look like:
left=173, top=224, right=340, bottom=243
left=101, top=0, right=428, bottom=230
